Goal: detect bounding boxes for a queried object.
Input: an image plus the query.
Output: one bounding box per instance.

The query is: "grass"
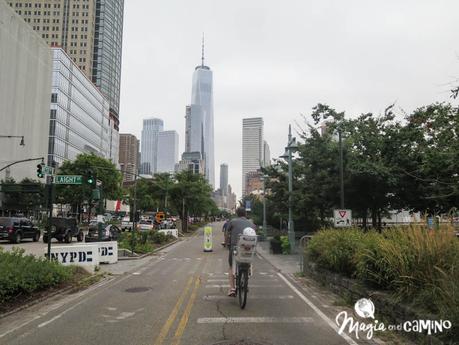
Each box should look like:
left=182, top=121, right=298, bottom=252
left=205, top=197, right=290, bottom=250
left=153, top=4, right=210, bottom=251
left=306, top=225, right=459, bottom=342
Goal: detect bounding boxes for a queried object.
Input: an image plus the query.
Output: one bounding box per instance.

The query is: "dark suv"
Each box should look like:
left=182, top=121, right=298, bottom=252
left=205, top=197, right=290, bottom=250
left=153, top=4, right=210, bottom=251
left=43, top=217, right=84, bottom=243
left=0, top=217, right=41, bottom=243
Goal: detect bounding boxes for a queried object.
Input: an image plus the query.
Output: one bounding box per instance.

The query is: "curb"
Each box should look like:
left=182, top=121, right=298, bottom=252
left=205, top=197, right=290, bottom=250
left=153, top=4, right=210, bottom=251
left=0, top=274, right=109, bottom=320
left=118, top=239, right=180, bottom=260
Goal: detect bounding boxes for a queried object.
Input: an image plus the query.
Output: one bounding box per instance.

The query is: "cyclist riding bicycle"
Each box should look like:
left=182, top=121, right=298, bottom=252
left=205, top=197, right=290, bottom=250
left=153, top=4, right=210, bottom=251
left=226, top=207, right=255, bottom=297
left=221, top=219, right=230, bottom=247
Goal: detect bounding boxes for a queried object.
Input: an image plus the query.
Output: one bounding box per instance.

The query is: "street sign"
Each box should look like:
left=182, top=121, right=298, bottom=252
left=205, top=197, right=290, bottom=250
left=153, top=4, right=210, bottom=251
left=245, top=200, right=252, bottom=212
left=53, top=175, right=83, bottom=185
left=334, top=209, right=352, bottom=227
left=43, top=165, right=54, bottom=176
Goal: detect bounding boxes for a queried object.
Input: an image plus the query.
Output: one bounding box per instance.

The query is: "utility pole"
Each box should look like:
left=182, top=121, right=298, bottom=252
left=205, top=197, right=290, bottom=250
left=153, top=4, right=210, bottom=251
left=338, top=128, right=344, bottom=208
left=262, top=175, right=267, bottom=240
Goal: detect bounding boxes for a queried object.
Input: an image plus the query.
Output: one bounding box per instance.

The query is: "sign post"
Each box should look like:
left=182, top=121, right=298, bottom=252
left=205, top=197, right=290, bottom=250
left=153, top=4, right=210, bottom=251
left=334, top=209, right=352, bottom=227
left=203, top=226, right=213, bottom=252
left=53, top=175, right=83, bottom=185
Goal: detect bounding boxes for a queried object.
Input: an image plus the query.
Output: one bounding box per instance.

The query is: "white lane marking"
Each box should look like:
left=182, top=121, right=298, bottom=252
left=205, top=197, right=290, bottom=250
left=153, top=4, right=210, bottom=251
left=277, top=273, right=358, bottom=345
left=132, top=272, right=141, bottom=275
left=116, top=311, right=135, bottom=320
left=207, top=279, right=279, bottom=283
left=205, top=284, right=283, bottom=288
left=0, top=278, right=112, bottom=338
left=203, top=295, right=294, bottom=300
left=0, top=316, right=41, bottom=339
left=197, top=317, right=314, bottom=324
left=107, top=307, right=117, bottom=311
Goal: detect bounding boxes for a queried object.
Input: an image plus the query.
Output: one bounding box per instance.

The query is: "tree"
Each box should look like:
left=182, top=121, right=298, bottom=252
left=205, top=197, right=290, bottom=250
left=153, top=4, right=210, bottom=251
left=55, top=154, right=122, bottom=216
left=0, top=178, right=45, bottom=216
left=169, top=170, right=215, bottom=232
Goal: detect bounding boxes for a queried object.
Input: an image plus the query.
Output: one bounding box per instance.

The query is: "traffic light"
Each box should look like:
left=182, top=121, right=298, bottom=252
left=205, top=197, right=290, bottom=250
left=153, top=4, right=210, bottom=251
left=85, top=169, right=96, bottom=186
left=36, top=164, right=44, bottom=178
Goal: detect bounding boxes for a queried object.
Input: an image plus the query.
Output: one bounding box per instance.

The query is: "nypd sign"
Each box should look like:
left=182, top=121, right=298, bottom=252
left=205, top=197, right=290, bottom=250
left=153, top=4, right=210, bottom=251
left=45, top=245, right=99, bottom=270
left=97, top=241, right=118, bottom=264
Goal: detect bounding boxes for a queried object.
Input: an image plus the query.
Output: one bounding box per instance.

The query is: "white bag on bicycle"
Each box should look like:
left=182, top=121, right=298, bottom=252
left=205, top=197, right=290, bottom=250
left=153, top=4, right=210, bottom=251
left=235, top=227, right=257, bottom=263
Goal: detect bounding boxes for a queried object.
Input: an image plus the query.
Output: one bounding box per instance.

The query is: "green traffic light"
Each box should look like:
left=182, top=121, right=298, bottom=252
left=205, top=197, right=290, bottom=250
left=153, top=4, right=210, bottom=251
left=36, top=164, right=44, bottom=178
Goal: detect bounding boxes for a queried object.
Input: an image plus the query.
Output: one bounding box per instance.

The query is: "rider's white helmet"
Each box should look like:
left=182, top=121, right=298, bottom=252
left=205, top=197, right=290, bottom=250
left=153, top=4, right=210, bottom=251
left=243, top=227, right=256, bottom=236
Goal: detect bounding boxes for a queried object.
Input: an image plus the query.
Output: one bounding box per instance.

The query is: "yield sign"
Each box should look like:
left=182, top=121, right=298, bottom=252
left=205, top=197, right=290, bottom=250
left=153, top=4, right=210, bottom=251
left=334, top=209, right=352, bottom=227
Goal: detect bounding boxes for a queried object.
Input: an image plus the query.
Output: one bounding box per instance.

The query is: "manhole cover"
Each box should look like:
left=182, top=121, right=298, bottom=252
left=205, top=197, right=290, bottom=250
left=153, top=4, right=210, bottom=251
left=124, top=287, right=151, bottom=293
left=212, top=341, right=270, bottom=345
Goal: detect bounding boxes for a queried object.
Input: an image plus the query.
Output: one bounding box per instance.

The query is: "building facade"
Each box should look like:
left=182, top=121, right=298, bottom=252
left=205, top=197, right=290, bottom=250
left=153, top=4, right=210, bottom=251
left=188, top=42, right=215, bottom=187
left=119, top=134, right=139, bottom=183
left=91, top=0, right=124, bottom=124
left=242, top=117, right=264, bottom=196
left=175, top=152, right=205, bottom=175
left=140, top=118, right=164, bottom=175
left=157, top=130, right=179, bottom=174
left=245, top=170, right=263, bottom=196
left=185, top=104, right=204, bottom=153
left=6, top=0, right=96, bottom=75
left=48, top=48, right=111, bottom=166
left=263, top=140, right=271, bottom=167
left=227, top=185, right=237, bottom=212
left=0, top=2, right=52, bottom=181
left=220, top=163, right=228, bottom=196
left=7, top=0, right=124, bottom=127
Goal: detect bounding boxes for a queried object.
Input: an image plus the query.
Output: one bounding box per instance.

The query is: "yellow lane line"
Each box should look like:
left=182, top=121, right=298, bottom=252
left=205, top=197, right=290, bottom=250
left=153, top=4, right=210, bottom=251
left=171, top=275, right=202, bottom=345
left=153, top=276, right=194, bottom=345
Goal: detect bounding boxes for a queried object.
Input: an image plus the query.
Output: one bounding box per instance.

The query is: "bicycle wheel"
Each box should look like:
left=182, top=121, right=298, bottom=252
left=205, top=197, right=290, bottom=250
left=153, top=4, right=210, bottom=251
left=238, top=268, right=248, bottom=309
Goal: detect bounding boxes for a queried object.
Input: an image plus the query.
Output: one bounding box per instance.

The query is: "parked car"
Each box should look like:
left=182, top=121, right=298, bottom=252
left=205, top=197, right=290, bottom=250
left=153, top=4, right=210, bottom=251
left=85, top=224, right=121, bottom=242
left=138, top=219, right=154, bottom=231
left=121, top=217, right=133, bottom=231
left=0, top=217, right=40, bottom=243
left=43, top=217, right=84, bottom=243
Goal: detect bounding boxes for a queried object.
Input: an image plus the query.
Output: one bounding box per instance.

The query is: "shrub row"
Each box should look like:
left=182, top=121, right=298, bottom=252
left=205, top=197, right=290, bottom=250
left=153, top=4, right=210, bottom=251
left=0, top=248, right=75, bottom=304
left=118, top=230, right=175, bottom=254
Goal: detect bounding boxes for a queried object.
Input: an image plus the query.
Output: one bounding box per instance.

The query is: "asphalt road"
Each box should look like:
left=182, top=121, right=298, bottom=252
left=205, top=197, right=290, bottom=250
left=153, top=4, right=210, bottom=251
left=0, top=223, right=377, bottom=345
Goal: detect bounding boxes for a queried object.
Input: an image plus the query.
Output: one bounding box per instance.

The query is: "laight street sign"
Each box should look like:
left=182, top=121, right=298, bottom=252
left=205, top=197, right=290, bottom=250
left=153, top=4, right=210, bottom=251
left=54, top=175, right=83, bottom=185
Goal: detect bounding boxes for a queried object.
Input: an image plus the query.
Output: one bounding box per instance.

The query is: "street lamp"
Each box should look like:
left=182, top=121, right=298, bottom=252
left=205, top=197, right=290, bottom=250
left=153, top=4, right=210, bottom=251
left=260, top=174, right=268, bottom=240
left=279, top=124, right=298, bottom=253
left=0, top=135, right=25, bottom=146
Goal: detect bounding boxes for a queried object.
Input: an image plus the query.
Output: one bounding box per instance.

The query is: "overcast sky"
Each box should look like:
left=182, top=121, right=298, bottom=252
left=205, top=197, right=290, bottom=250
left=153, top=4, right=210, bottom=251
left=119, top=0, right=459, bottom=199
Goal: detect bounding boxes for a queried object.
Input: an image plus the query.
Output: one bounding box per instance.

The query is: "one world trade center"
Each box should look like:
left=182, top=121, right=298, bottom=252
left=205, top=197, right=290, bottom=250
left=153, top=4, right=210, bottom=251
left=187, top=38, right=215, bottom=187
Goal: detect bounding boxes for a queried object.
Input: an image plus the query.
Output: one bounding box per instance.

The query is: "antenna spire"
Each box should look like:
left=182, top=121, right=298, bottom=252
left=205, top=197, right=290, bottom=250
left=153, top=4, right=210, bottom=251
left=201, top=33, right=205, bottom=67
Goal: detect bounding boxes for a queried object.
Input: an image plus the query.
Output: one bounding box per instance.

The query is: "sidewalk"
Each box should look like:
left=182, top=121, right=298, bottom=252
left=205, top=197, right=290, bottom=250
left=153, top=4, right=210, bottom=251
left=256, top=240, right=301, bottom=274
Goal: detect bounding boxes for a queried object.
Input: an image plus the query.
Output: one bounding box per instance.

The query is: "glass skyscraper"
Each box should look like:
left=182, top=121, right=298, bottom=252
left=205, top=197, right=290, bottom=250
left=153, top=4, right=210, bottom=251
left=140, top=118, right=164, bottom=175
left=92, top=0, right=124, bottom=126
left=188, top=42, right=215, bottom=187
left=48, top=48, right=111, bottom=167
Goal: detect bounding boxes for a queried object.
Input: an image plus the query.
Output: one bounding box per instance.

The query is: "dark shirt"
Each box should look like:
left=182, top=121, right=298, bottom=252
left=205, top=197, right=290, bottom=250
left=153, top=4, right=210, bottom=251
left=227, top=217, right=255, bottom=247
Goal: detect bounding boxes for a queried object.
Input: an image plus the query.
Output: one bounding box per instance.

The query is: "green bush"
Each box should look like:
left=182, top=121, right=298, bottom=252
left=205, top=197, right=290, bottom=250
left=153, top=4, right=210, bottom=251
left=280, top=236, right=290, bottom=254
left=0, top=248, right=75, bottom=304
left=306, top=228, right=377, bottom=277
left=305, top=226, right=459, bottom=341
left=117, top=230, right=174, bottom=253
